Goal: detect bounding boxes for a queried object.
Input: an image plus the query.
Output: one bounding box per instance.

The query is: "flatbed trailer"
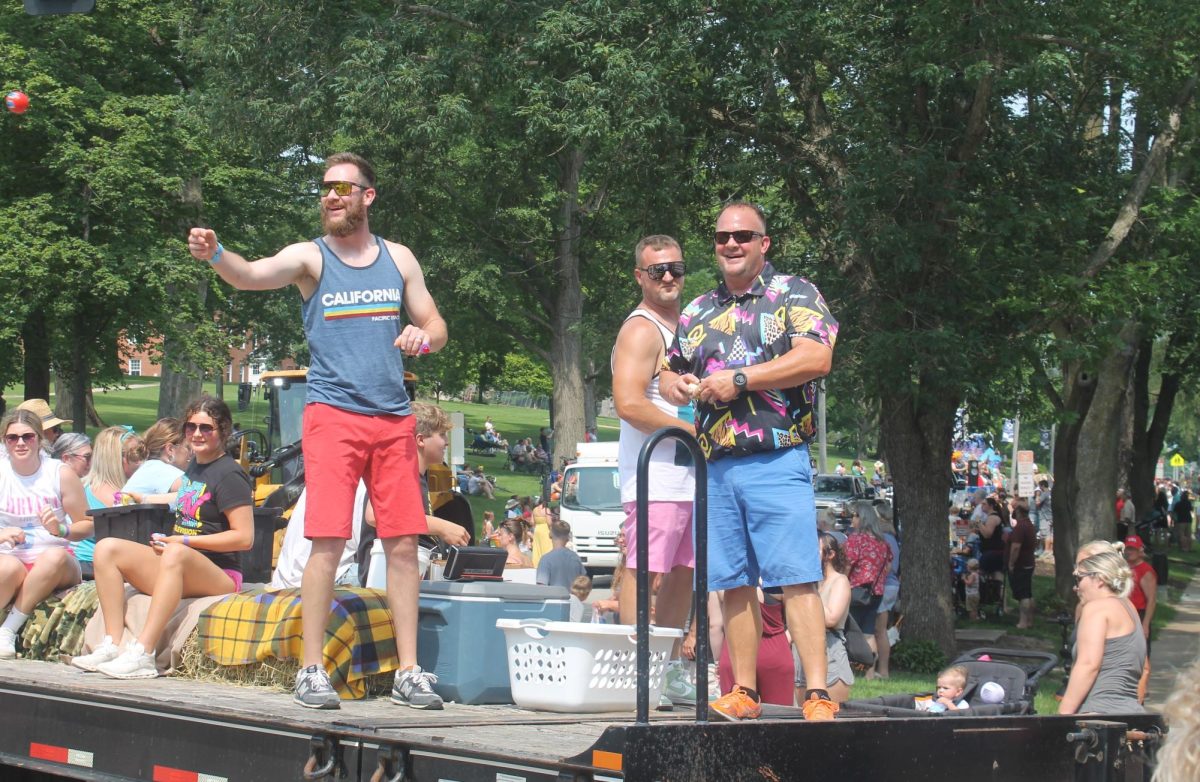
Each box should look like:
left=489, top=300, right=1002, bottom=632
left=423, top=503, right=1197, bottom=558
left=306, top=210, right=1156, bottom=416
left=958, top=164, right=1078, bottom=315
left=0, top=659, right=1165, bottom=781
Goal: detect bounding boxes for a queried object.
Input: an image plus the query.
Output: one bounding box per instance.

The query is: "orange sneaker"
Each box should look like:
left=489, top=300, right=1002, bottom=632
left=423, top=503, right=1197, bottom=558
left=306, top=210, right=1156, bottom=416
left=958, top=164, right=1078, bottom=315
left=802, top=693, right=839, bottom=721
left=709, top=685, right=762, bottom=721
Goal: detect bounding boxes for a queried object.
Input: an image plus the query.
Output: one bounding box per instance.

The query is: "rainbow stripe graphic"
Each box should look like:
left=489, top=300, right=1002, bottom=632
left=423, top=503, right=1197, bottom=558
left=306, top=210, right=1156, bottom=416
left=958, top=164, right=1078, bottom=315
left=324, top=303, right=400, bottom=321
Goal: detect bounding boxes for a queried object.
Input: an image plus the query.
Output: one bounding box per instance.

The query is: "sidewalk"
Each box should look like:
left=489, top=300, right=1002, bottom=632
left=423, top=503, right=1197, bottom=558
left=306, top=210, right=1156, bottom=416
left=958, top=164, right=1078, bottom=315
left=1145, top=562, right=1200, bottom=710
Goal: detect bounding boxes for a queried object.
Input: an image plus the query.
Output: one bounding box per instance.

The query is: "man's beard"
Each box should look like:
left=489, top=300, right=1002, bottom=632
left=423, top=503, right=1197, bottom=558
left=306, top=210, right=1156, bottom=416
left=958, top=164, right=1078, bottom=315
left=322, top=198, right=366, bottom=237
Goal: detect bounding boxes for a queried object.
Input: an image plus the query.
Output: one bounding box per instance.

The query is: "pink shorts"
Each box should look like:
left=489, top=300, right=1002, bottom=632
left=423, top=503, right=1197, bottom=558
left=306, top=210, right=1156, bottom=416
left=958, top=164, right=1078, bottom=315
left=302, top=403, right=426, bottom=540
left=223, top=569, right=244, bottom=592
left=622, top=501, right=695, bottom=573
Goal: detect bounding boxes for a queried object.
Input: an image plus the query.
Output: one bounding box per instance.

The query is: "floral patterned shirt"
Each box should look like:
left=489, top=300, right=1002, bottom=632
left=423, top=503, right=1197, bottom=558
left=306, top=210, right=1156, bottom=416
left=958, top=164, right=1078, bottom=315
left=666, top=261, right=838, bottom=462
left=845, top=532, right=893, bottom=595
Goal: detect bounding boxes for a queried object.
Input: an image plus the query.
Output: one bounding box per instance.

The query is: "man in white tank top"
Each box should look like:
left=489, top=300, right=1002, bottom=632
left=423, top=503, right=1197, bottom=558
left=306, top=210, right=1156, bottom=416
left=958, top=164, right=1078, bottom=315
left=612, top=235, right=697, bottom=704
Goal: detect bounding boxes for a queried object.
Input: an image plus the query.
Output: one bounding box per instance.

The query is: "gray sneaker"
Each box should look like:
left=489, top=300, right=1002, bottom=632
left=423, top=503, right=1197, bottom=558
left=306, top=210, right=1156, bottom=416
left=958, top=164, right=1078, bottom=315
left=293, top=665, right=341, bottom=710
left=392, top=665, right=444, bottom=710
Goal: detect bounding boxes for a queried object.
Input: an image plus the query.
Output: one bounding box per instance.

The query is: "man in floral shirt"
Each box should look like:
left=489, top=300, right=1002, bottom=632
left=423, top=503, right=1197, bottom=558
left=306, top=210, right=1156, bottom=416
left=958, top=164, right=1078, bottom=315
left=662, top=201, right=839, bottom=721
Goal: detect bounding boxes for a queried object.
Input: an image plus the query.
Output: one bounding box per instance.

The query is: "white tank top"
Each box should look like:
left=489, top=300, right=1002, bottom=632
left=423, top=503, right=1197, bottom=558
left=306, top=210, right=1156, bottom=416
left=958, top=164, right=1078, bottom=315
left=613, top=309, right=696, bottom=504
left=0, top=456, right=71, bottom=564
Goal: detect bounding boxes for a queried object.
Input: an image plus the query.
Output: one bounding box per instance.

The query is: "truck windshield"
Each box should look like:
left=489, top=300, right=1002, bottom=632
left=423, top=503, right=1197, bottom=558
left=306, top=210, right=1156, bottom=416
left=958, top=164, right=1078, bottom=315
left=561, top=466, right=623, bottom=512
left=815, top=476, right=853, bottom=495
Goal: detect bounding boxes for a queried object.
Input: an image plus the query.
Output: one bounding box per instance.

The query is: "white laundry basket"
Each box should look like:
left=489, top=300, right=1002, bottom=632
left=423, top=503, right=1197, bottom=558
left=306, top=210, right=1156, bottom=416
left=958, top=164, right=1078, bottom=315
left=496, top=618, right=683, bottom=712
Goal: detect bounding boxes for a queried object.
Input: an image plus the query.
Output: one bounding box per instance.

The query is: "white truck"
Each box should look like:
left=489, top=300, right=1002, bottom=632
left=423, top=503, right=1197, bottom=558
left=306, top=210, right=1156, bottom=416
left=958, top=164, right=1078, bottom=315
left=558, top=441, right=624, bottom=570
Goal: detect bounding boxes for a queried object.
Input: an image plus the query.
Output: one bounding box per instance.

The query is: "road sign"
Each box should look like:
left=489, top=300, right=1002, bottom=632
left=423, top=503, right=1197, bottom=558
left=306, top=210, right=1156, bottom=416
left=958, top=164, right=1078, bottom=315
left=1170, top=453, right=1186, bottom=468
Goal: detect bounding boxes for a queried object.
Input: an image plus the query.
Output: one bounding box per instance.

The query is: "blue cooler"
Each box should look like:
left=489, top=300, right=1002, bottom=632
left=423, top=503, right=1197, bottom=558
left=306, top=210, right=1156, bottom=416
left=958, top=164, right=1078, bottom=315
left=417, top=580, right=570, bottom=704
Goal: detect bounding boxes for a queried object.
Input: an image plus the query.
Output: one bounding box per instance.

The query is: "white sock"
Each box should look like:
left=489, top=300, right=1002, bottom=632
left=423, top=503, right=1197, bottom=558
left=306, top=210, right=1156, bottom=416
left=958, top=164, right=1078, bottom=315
left=1, top=608, right=29, bottom=634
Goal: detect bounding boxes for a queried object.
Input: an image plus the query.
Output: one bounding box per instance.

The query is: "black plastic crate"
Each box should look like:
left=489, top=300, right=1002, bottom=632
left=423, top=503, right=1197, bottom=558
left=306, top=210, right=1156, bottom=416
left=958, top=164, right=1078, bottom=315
left=90, top=504, right=173, bottom=544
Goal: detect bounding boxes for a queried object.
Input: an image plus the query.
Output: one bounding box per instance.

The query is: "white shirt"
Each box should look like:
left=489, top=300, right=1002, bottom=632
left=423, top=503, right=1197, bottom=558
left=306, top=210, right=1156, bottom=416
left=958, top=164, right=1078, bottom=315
left=270, top=481, right=366, bottom=589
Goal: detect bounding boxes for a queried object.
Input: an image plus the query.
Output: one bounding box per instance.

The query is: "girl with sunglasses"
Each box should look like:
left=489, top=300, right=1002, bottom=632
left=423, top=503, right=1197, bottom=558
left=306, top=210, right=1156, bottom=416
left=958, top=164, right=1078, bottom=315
left=73, top=396, right=253, bottom=679
left=0, top=410, right=89, bottom=658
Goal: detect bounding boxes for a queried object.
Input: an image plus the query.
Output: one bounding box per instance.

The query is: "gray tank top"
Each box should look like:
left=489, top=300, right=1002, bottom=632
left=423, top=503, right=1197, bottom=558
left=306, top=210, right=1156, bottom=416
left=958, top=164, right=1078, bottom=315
left=301, top=236, right=412, bottom=415
left=1076, top=600, right=1146, bottom=714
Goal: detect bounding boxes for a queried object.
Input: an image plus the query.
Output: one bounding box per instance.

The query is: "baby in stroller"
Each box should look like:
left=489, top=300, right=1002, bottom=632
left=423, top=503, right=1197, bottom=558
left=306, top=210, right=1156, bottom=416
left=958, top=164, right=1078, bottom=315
left=848, top=648, right=1058, bottom=717
left=914, top=665, right=971, bottom=712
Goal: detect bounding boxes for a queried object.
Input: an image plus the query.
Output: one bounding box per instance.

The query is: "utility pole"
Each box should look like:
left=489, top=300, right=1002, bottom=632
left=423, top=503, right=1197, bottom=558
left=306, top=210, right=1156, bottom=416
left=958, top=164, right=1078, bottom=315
left=818, top=379, right=828, bottom=473
left=1009, top=414, right=1021, bottom=489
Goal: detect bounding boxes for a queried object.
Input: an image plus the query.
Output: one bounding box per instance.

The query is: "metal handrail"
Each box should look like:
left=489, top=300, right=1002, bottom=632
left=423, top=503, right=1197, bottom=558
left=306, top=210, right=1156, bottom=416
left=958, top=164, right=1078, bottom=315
left=635, top=427, right=708, bottom=724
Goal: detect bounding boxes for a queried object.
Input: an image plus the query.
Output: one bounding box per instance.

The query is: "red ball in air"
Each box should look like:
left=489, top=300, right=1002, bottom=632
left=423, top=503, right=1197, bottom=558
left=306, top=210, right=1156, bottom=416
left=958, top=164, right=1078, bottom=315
left=6, top=91, right=30, bottom=114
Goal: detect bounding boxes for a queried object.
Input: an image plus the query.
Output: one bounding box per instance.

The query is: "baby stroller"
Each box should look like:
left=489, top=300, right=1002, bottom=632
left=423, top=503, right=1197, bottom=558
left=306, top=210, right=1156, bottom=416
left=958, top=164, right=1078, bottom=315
left=977, top=569, right=1007, bottom=620
left=951, top=553, right=970, bottom=618
left=846, top=647, right=1058, bottom=717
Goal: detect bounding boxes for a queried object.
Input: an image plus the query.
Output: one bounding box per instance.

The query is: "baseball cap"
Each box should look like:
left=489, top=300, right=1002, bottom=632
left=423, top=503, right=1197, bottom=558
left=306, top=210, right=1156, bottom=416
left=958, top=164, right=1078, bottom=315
left=1122, top=535, right=1144, bottom=550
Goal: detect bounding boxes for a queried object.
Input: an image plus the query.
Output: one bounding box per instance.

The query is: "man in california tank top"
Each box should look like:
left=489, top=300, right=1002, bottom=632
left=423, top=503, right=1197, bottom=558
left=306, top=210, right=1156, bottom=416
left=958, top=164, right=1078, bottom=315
left=188, top=153, right=448, bottom=710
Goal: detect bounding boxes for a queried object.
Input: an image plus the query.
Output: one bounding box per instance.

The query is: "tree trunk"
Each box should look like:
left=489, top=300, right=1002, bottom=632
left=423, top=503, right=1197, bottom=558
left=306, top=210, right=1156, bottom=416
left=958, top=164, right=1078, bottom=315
left=54, top=374, right=102, bottom=431
left=21, top=311, right=52, bottom=401
left=69, top=314, right=89, bottom=430
left=583, top=357, right=598, bottom=433
left=158, top=347, right=205, bottom=419
left=548, top=147, right=586, bottom=470
left=158, top=281, right=207, bottom=419
left=1073, top=322, right=1139, bottom=546
left=1130, top=334, right=1184, bottom=516
left=878, top=379, right=959, bottom=657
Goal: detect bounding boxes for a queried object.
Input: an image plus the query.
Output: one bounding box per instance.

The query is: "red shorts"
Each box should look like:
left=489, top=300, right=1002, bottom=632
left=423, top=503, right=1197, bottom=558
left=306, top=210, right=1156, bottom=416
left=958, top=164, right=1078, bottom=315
left=302, top=403, right=426, bottom=540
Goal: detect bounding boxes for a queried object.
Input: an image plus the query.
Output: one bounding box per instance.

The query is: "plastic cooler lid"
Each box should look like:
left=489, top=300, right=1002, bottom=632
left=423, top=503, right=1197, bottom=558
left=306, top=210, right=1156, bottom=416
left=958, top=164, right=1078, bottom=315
left=419, top=580, right=570, bottom=602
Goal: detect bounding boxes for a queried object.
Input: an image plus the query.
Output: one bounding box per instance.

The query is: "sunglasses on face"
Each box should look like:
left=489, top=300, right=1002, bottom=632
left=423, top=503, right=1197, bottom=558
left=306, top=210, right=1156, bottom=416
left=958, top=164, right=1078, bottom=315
left=638, top=262, right=686, bottom=281
left=4, top=433, right=37, bottom=444
left=1072, top=572, right=1090, bottom=586
left=714, top=230, right=764, bottom=245
left=183, top=422, right=217, bottom=437
left=70, top=451, right=93, bottom=463
left=320, top=181, right=367, bottom=198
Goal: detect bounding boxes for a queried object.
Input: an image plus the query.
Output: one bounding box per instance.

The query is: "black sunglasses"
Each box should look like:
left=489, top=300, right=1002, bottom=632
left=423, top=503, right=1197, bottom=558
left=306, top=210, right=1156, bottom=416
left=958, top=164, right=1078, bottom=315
left=183, top=422, right=217, bottom=437
left=714, top=230, right=763, bottom=245
left=638, top=262, right=686, bottom=281
left=1072, top=572, right=1090, bottom=586
left=320, top=180, right=367, bottom=198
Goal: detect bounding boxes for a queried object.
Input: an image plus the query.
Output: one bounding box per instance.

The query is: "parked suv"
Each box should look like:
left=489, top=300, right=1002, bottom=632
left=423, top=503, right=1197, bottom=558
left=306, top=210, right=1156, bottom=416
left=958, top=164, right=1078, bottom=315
left=813, top=473, right=871, bottom=530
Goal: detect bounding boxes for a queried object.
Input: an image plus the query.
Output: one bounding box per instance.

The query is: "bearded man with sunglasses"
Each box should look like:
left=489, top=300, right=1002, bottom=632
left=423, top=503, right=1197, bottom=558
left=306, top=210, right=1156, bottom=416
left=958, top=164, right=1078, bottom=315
left=611, top=234, right=697, bottom=706
left=187, top=152, right=448, bottom=711
left=661, top=202, right=840, bottom=722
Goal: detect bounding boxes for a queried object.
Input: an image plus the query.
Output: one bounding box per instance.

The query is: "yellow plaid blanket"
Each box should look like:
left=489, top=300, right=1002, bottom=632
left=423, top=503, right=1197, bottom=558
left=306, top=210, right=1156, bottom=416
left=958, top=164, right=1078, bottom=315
left=197, top=587, right=397, bottom=699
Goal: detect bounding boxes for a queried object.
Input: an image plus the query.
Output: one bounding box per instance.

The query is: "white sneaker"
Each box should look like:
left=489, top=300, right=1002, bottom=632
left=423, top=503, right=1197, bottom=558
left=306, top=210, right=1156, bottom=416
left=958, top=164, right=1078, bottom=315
left=72, top=636, right=122, bottom=672
left=0, top=627, right=16, bottom=659
left=97, top=642, right=158, bottom=679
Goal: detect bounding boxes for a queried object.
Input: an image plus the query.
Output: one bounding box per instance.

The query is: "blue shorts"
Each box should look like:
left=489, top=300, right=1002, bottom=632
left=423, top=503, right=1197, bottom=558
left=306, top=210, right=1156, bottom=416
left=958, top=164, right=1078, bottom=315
left=705, top=446, right=822, bottom=591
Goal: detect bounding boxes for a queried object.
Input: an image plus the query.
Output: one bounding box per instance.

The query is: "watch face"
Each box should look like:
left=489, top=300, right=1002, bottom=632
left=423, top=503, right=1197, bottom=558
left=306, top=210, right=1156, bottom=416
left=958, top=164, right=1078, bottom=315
left=734, top=370, right=747, bottom=388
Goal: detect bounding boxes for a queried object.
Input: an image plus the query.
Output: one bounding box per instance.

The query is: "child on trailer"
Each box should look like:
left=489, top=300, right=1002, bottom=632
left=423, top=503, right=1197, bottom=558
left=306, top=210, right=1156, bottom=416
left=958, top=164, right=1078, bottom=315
left=915, top=665, right=971, bottom=712
left=964, top=559, right=981, bottom=620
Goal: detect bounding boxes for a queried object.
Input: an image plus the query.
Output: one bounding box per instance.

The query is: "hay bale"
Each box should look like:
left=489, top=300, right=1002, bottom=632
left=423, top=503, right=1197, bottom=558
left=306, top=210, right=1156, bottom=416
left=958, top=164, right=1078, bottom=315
left=174, top=632, right=395, bottom=697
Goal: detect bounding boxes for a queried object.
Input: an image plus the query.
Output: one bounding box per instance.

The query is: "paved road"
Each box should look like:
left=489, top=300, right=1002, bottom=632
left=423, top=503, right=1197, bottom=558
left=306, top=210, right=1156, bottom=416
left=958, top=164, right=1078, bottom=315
left=1145, top=560, right=1200, bottom=710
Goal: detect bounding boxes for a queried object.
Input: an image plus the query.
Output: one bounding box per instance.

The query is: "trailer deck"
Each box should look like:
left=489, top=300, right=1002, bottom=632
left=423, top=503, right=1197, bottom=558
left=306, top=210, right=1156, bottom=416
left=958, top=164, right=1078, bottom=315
left=0, top=659, right=1165, bottom=781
